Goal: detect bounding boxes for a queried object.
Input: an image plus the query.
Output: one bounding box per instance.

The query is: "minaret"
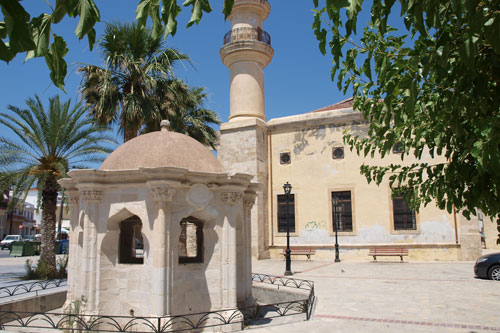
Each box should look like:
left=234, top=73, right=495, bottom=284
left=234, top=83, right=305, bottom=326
left=218, top=0, right=273, bottom=259
left=220, top=0, right=274, bottom=121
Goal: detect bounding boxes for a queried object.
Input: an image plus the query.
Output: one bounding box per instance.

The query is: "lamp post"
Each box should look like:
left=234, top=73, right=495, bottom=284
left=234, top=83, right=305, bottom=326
left=283, top=182, right=293, bottom=276
left=332, top=198, right=341, bottom=262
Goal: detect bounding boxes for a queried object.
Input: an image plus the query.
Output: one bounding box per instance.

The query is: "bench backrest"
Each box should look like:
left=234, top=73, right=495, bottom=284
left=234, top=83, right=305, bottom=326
left=369, top=247, right=408, bottom=255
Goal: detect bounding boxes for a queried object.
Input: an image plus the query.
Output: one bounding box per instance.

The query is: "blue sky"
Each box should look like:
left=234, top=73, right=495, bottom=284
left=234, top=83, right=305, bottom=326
left=0, top=1, right=368, bottom=143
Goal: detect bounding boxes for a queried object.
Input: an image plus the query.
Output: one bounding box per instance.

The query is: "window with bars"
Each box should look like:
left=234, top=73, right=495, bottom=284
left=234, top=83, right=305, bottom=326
left=331, top=191, right=353, bottom=232
left=277, top=194, right=295, bottom=233
left=392, top=195, right=417, bottom=230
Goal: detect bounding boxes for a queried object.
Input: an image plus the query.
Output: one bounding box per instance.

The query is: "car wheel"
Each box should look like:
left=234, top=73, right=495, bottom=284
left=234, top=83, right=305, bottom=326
left=488, top=265, right=500, bottom=281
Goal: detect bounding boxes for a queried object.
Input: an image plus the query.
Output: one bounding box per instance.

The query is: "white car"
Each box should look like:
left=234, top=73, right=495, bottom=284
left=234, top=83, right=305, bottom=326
left=1, top=235, right=21, bottom=250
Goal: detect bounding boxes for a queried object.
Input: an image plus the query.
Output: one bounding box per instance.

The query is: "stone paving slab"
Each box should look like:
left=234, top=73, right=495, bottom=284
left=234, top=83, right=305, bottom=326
left=0, top=253, right=499, bottom=332
left=249, top=259, right=500, bottom=332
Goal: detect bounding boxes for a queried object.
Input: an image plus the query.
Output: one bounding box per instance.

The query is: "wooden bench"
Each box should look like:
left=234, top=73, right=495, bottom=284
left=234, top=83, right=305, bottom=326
left=282, top=247, right=316, bottom=260
left=369, top=247, right=408, bottom=262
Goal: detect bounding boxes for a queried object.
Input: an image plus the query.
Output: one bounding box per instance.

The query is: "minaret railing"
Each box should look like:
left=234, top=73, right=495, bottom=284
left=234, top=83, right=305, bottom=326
left=223, top=27, right=271, bottom=46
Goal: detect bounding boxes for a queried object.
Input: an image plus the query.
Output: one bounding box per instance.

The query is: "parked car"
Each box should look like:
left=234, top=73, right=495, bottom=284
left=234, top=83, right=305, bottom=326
left=22, top=235, right=35, bottom=242
left=474, top=252, right=500, bottom=281
left=0, top=235, right=22, bottom=250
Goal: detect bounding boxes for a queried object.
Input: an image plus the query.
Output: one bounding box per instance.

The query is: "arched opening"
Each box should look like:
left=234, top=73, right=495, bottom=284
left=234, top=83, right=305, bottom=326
left=119, top=215, right=144, bottom=264
left=178, top=217, right=203, bottom=264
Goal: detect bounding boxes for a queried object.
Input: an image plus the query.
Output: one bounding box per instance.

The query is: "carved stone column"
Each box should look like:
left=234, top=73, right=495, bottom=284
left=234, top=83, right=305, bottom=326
left=81, top=190, right=103, bottom=313
left=220, top=191, right=242, bottom=309
left=65, top=191, right=80, bottom=302
left=150, top=184, right=176, bottom=315
left=242, top=195, right=256, bottom=304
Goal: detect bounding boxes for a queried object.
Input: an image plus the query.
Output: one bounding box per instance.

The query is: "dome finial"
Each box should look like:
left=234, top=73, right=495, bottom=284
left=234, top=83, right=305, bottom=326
left=160, top=120, right=170, bottom=131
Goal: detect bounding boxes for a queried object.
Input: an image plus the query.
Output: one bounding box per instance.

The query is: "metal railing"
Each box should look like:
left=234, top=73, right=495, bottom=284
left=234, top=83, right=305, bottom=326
left=0, top=279, right=66, bottom=299
left=0, top=274, right=314, bottom=332
left=223, top=27, right=271, bottom=45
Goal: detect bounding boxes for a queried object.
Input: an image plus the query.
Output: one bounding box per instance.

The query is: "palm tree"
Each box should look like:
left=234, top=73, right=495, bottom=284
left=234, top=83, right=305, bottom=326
left=144, top=79, right=220, bottom=149
left=0, top=95, right=114, bottom=274
left=79, top=22, right=190, bottom=142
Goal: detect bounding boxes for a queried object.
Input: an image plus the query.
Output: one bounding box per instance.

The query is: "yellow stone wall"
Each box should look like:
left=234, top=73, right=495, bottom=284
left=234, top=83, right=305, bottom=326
left=483, top=215, right=500, bottom=250
left=266, top=109, right=469, bottom=260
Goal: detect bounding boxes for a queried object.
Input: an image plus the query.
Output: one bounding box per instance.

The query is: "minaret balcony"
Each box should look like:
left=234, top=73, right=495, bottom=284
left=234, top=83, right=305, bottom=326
left=223, top=27, right=271, bottom=46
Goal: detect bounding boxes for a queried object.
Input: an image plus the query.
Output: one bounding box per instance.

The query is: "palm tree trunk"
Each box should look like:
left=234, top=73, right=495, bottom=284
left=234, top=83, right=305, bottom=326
left=124, top=126, right=138, bottom=142
left=40, top=175, right=59, bottom=271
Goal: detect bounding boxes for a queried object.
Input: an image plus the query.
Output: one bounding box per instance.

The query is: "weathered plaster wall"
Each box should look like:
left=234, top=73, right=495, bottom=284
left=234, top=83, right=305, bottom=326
left=483, top=215, right=500, bottom=250
left=267, top=109, right=469, bottom=260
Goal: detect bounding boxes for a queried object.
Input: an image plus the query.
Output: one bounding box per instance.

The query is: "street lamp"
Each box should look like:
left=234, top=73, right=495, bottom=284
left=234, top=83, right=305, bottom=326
left=332, top=198, right=341, bottom=262
left=283, top=182, right=293, bottom=276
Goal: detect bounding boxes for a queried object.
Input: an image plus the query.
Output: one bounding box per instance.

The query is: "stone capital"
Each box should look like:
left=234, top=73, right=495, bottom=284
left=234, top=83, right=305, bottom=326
left=66, top=195, right=80, bottom=207
left=81, top=190, right=103, bottom=203
left=221, top=192, right=243, bottom=205
left=244, top=198, right=255, bottom=209
left=150, top=185, right=176, bottom=202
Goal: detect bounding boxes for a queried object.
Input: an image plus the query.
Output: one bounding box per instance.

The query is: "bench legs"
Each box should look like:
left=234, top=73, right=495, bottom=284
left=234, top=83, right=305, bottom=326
left=371, top=255, right=406, bottom=262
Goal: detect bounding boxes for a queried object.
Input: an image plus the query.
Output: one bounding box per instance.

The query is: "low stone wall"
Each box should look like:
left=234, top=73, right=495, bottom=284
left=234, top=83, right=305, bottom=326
left=252, top=284, right=310, bottom=305
left=0, top=291, right=66, bottom=324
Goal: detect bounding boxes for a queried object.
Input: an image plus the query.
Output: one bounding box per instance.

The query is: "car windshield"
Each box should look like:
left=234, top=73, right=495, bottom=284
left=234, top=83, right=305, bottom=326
left=4, top=236, right=17, bottom=240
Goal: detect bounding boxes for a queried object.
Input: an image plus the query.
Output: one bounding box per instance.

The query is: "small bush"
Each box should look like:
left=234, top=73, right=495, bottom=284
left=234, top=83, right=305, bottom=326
left=23, top=256, right=68, bottom=280
left=23, top=259, right=38, bottom=280
left=57, top=255, right=68, bottom=278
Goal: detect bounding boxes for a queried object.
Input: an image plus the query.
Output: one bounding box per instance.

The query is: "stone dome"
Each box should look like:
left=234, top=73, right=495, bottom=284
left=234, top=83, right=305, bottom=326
left=100, top=123, right=225, bottom=173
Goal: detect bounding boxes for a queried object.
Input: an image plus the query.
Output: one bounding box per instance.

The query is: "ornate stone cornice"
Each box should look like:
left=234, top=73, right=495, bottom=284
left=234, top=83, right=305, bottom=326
left=151, top=186, right=175, bottom=202
left=81, top=190, right=103, bottom=203
left=221, top=192, right=243, bottom=205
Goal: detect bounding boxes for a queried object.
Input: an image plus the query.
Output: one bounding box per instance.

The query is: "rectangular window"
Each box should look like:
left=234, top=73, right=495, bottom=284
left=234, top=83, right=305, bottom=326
left=277, top=194, right=295, bottom=233
left=392, top=195, right=417, bottom=230
left=332, top=191, right=353, bottom=232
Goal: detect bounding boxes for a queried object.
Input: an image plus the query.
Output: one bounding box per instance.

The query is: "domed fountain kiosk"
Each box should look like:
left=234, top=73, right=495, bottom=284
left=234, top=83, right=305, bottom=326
left=59, top=121, right=257, bottom=329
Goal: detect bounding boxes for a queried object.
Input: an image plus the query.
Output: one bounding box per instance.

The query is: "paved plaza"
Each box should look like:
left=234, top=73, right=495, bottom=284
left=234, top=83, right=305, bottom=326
left=0, top=251, right=499, bottom=332
left=250, top=257, right=500, bottom=332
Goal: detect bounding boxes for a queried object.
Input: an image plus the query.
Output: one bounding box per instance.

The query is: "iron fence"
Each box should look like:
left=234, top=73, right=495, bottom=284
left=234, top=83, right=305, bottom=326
left=0, top=279, right=66, bottom=299
left=0, top=274, right=314, bottom=332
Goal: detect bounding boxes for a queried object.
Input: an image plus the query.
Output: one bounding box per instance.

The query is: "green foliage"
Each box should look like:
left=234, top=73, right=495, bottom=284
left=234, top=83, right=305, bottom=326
left=143, top=79, right=221, bottom=149
left=23, top=256, right=68, bottom=280
left=80, top=22, right=220, bottom=146
left=0, top=95, right=114, bottom=270
left=23, top=259, right=38, bottom=280
left=64, top=295, right=87, bottom=332
left=0, top=0, right=234, bottom=89
left=313, top=0, right=500, bottom=237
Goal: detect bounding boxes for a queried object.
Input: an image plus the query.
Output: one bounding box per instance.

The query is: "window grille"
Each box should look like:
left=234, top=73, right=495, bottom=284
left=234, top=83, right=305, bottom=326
left=332, top=147, right=344, bottom=159
left=179, top=217, right=204, bottom=264
left=392, top=196, right=417, bottom=230
left=331, top=191, right=353, bottom=232
left=277, top=194, right=295, bottom=233
left=119, top=216, right=144, bottom=264
left=280, top=152, right=291, bottom=164
left=393, top=142, right=404, bottom=153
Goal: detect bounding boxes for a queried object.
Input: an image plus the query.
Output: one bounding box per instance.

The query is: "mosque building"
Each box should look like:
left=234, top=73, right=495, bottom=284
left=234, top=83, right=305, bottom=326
left=217, top=0, right=498, bottom=261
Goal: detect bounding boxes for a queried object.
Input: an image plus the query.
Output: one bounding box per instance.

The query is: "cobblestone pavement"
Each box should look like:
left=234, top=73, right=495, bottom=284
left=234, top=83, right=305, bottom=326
left=249, top=258, right=500, bottom=332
